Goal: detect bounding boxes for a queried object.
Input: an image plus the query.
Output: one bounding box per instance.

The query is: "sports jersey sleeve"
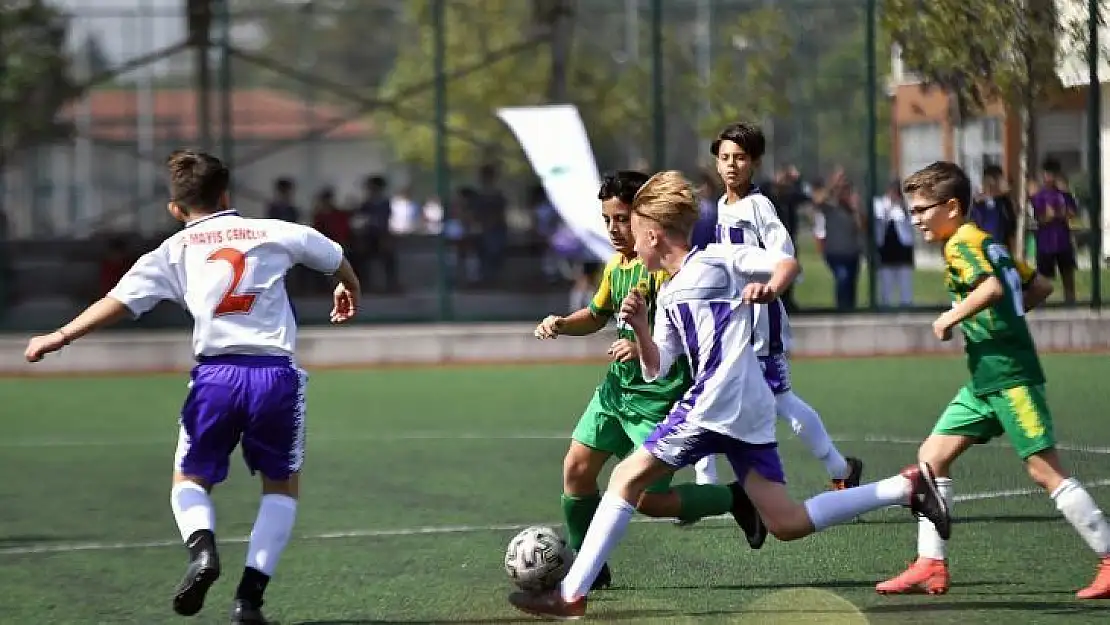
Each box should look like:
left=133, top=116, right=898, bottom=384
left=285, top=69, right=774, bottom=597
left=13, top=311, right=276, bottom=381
left=642, top=302, right=683, bottom=383
left=588, top=257, right=618, bottom=317
left=730, top=246, right=791, bottom=283
left=945, top=235, right=994, bottom=288
left=107, top=246, right=179, bottom=318
left=752, top=195, right=795, bottom=256
left=293, top=225, right=344, bottom=274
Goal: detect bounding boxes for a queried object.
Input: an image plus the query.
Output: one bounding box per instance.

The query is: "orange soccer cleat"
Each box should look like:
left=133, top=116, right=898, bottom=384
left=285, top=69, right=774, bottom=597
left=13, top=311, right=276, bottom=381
left=508, top=588, right=587, bottom=620
left=875, top=557, right=950, bottom=595
left=1076, top=556, right=1110, bottom=599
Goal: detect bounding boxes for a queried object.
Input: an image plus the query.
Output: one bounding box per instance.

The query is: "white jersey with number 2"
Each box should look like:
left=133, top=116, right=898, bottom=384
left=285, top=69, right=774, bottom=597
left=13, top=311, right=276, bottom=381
left=108, top=209, right=344, bottom=358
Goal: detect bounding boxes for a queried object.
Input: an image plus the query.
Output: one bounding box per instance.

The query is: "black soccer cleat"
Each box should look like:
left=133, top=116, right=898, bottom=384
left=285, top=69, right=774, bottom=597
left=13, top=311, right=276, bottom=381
left=590, top=562, right=612, bottom=590
left=172, top=530, right=221, bottom=617
left=230, top=599, right=270, bottom=625
left=904, top=461, right=952, bottom=541
left=728, top=481, right=767, bottom=549
left=831, top=456, right=865, bottom=490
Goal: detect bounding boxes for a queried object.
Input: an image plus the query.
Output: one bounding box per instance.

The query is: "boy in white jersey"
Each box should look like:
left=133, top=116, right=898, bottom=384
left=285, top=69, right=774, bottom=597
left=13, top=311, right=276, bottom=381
left=507, top=171, right=951, bottom=620
left=689, top=122, right=862, bottom=494
left=23, top=150, right=361, bottom=625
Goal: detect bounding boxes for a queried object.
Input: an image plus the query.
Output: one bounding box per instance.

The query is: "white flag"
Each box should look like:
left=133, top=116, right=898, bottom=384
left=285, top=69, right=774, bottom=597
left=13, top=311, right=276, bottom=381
left=497, top=105, right=613, bottom=261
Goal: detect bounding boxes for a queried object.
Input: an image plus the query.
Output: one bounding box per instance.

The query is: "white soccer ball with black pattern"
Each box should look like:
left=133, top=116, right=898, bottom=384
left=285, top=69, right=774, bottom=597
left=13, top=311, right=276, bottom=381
left=504, top=526, right=575, bottom=591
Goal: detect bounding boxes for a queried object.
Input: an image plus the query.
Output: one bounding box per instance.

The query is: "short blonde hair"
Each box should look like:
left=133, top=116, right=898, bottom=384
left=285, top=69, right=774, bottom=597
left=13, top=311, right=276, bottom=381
left=631, top=170, right=699, bottom=240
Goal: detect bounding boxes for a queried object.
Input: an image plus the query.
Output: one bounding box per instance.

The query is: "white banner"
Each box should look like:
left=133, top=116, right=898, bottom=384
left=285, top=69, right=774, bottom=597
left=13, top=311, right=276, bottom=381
left=496, top=105, right=612, bottom=261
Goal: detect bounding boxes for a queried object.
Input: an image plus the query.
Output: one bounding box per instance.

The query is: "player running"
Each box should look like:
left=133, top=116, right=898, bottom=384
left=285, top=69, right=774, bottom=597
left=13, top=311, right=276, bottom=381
left=875, top=161, right=1110, bottom=599
left=23, top=150, right=361, bottom=624
left=534, top=171, right=765, bottom=590
left=509, top=170, right=950, bottom=619
left=688, top=122, right=862, bottom=495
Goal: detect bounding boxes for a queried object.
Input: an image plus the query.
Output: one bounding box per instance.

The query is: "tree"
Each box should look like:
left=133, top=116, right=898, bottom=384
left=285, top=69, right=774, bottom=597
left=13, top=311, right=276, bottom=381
left=881, top=0, right=1097, bottom=176
left=75, top=33, right=112, bottom=79
left=691, top=6, right=794, bottom=142
left=0, top=1, right=79, bottom=165
left=377, top=0, right=663, bottom=173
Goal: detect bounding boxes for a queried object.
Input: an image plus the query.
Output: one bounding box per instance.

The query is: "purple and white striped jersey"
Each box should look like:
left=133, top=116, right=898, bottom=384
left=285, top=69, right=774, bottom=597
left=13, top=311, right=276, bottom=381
left=716, top=190, right=794, bottom=357
left=640, top=244, right=790, bottom=443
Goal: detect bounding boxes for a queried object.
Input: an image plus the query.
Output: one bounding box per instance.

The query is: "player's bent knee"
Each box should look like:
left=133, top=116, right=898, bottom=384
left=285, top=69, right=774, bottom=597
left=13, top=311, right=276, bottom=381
left=764, top=514, right=812, bottom=541
left=917, top=435, right=970, bottom=476
left=562, top=445, right=604, bottom=494
left=173, top=472, right=212, bottom=492
left=1024, top=449, right=1068, bottom=491
left=261, top=472, right=299, bottom=498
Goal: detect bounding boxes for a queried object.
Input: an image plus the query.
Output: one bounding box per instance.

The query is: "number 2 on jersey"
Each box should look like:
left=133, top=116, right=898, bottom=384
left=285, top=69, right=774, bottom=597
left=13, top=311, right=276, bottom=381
left=207, top=248, right=258, bottom=316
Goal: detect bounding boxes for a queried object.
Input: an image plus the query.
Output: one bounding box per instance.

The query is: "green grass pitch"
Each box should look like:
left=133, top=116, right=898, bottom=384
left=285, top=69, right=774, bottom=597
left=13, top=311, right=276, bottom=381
left=2, top=354, right=1110, bottom=624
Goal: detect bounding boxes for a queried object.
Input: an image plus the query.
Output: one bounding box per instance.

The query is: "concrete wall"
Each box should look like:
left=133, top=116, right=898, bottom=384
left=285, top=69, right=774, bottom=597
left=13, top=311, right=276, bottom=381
left=2, top=309, right=1107, bottom=375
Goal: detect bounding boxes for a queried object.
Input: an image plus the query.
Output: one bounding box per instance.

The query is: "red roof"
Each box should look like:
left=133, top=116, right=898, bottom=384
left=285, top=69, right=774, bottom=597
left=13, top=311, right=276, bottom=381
left=61, top=88, right=374, bottom=142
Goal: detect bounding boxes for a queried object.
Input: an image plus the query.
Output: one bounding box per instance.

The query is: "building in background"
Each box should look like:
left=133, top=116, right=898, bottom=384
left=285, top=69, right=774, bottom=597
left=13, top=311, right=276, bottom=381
left=1, top=88, right=384, bottom=239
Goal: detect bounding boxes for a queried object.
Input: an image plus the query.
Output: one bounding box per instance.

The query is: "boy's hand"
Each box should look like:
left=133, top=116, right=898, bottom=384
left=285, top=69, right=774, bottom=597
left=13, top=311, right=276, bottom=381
left=742, top=283, right=778, bottom=304
left=330, top=283, right=358, bottom=324
left=25, top=332, right=68, bottom=363
left=932, top=312, right=956, bottom=341
left=619, top=291, right=647, bottom=329
left=535, top=315, right=564, bottom=339
left=608, top=338, right=638, bottom=363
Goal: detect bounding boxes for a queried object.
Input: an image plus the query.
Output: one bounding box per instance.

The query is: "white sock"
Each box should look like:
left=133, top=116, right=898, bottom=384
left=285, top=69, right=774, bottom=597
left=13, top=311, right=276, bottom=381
left=804, top=474, right=911, bottom=531
left=1053, top=478, right=1110, bottom=557
left=917, top=477, right=952, bottom=560
left=170, top=481, right=216, bottom=543
left=776, top=392, right=849, bottom=479
left=246, top=494, right=298, bottom=576
left=559, top=492, right=635, bottom=601
left=693, top=455, right=718, bottom=485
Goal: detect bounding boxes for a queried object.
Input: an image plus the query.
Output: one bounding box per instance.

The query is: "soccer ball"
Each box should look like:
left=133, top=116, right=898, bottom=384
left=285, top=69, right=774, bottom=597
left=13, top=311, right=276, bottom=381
left=504, top=526, right=575, bottom=591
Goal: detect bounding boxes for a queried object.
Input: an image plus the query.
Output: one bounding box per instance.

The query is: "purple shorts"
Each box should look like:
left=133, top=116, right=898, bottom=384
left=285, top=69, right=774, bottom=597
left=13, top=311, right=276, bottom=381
left=760, top=353, right=791, bottom=395
left=643, top=417, right=786, bottom=484
left=174, top=355, right=307, bottom=485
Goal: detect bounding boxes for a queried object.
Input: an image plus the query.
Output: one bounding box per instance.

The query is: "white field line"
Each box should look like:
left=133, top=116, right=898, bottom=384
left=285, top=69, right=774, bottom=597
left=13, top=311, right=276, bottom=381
left=2, top=437, right=1108, bottom=557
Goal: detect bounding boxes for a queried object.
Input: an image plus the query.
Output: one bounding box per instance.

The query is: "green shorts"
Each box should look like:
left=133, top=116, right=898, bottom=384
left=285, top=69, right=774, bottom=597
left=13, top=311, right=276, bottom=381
left=932, top=384, right=1056, bottom=459
left=571, top=387, right=674, bottom=493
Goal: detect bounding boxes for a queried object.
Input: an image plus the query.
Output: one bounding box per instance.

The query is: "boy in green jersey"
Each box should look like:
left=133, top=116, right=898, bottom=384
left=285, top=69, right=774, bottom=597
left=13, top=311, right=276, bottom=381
left=875, top=161, right=1110, bottom=599
left=534, top=171, right=764, bottom=590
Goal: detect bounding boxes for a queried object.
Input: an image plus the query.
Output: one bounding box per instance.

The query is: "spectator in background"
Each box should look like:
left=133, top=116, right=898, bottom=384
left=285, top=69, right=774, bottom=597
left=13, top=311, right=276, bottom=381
left=1031, top=158, right=1078, bottom=303
left=768, top=164, right=808, bottom=312
left=530, top=184, right=562, bottom=283
left=473, top=163, right=508, bottom=283
left=769, top=164, right=808, bottom=242
left=690, top=171, right=718, bottom=250
left=312, top=187, right=351, bottom=252
left=813, top=174, right=864, bottom=311
left=422, top=195, right=444, bottom=235
left=357, top=175, right=400, bottom=293
left=969, top=164, right=1018, bottom=252
left=99, top=235, right=132, bottom=298
left=873, top=180, right=915, bottom=308
left=445, top=186, right=481, bottom=285
left=390, top=185, right=420, bottom=235
left=267, top=178, right=300, bottom=223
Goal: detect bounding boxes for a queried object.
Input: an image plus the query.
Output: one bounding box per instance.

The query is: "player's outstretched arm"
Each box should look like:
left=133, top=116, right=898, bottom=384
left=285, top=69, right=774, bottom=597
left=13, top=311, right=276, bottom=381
left=329, top=257, right=361, bottom=324
left=24, top=297, right=130, bottom=363
left=1022, top=274, right=1054, bottom=311
left=535, top=308, right=607, bottom=339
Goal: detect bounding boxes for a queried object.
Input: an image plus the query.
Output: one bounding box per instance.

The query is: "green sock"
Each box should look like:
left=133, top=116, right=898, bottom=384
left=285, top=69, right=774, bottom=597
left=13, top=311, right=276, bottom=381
left=674, top=483, right=733, bottom=522
left=560, top=493, right=602, bottom=551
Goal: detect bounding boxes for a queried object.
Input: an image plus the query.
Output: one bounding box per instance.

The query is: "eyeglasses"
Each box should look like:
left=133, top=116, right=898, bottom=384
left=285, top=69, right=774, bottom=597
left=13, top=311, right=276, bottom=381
left=907, top=199, right=949, bottom=216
